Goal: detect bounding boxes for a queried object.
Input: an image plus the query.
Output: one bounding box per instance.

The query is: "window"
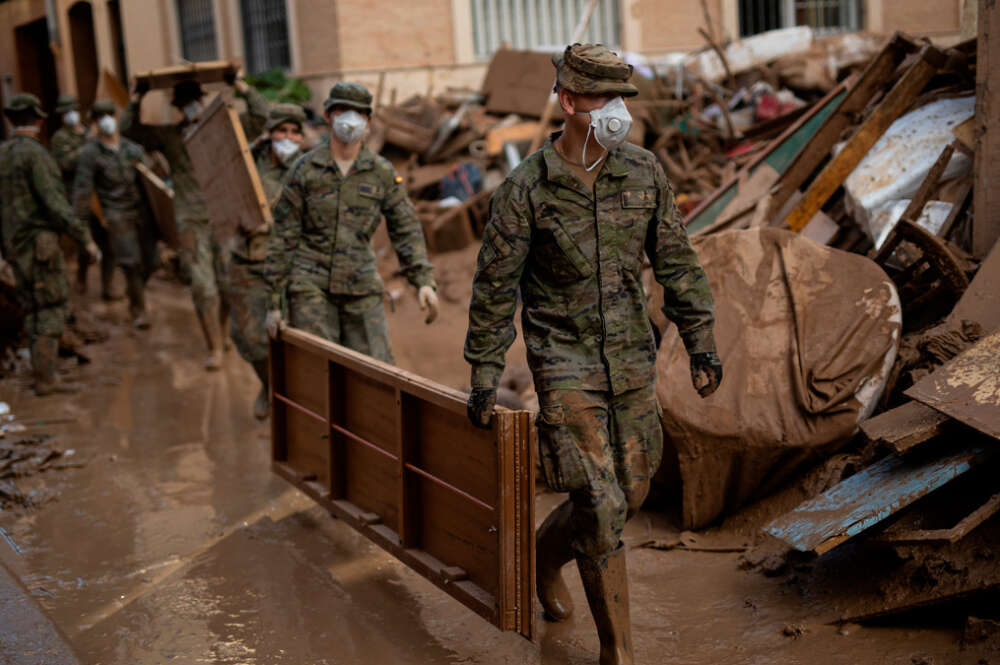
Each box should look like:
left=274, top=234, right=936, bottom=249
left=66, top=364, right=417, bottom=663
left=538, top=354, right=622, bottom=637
left=240, top=0, right=290, bottom=74
left=470, top=0, right=621, bottom=60
left=740, top=0, right=861, bottom=37
left=177, top=0, right=218, bottom=62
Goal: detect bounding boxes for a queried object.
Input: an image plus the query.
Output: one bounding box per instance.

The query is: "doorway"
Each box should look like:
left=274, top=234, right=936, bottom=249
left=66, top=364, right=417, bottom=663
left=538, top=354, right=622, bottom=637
left=69, top=1, right=99, bottom=110
left=14, top=18, right=59, bottom=138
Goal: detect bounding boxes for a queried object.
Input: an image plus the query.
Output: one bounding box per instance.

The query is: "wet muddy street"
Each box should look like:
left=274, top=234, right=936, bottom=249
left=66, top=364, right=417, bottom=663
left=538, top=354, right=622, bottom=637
left=0, top=280, right=979, bottom=664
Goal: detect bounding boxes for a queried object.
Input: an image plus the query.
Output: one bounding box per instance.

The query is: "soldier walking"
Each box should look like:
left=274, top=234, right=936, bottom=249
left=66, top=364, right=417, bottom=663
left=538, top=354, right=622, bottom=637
left=123, top=77, right=268, bottom=370
left=73, top=100, right=158, bottom=329
left=464, top=45, right=724, bottom=665
left=51, top=93, right=115, bottom=298
left=265, top=82, right=439, bottom=362
left=228, top=103, right=306, bottom=420
left=0, top=94, right=99, bottom=395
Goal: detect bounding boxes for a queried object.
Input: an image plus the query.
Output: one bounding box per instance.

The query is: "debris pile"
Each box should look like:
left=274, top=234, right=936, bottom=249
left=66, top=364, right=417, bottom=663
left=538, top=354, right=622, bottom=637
left=0, top=403, right=84, bottom=510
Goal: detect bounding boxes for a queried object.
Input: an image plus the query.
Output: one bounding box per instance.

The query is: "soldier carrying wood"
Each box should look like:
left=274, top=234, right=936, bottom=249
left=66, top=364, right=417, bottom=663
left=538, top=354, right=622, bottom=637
left=464, top=44, right=724, bottom=665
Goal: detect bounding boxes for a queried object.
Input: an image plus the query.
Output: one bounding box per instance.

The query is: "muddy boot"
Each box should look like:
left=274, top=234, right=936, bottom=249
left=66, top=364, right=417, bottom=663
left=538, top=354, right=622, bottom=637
left=577, top=545, right=633, bottom=665
left=31, top=336, right=82, bottom=396
left=196, top=299, right=225, bottom=371
left=537, top=500, right=576, bottom=621
left=251, top=359, right=269, bottom=420
left=125, top=267, right=150, bottom=330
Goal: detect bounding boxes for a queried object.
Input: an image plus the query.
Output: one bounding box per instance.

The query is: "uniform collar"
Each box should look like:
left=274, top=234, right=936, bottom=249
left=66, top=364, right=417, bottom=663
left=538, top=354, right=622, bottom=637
left=309, top=141, right=375, bottom=174
left=541, top=131, right=629, bottom=192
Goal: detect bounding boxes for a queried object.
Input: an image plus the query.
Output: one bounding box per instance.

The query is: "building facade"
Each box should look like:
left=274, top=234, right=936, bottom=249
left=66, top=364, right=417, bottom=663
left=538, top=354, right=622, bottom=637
left=0, top=0, right=973, bottom=134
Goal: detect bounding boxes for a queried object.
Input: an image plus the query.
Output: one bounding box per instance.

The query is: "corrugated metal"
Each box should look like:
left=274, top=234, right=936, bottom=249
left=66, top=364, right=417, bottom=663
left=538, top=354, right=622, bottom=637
left=472, top=0, right=621, bottom=59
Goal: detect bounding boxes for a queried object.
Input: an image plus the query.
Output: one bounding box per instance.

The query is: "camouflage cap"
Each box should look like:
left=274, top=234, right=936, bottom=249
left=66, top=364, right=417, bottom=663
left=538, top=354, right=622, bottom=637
left=552, top=43, right=638, bottom=97
left=90, top=99, right=117, bottom=118
left=266, top=103, right=307, bottom=131
left=324, top=81, right=373, bottom=114
left=56, top=93, right=79, bottom=113
left=3, top=92, right=47, bottom=119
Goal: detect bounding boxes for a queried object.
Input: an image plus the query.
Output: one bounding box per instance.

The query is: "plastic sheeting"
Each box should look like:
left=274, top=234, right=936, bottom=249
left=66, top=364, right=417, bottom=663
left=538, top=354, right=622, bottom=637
left=649, top=229, right=901, bottom=530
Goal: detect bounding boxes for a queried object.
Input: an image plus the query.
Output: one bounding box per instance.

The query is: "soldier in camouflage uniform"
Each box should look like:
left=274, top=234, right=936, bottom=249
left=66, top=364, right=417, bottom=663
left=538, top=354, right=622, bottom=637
left=0, top=93, right=99, bottom=395
left=464, top=45, right=724, bottom=665
left=228, top=103, right=306, bottom=420
left=265, top=82, right=439, bottom=362
left=123, top=76, right=268, bottom=369
left=51, top=93, right=116, bottom=298
left=73, top=100, right=157, bottom=329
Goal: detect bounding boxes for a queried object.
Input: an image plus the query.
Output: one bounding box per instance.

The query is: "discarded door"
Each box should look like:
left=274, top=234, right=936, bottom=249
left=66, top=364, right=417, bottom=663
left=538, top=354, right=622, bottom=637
left=183, top=93, right=272, bottom=243
left=269, top=327, right=536, bottom=640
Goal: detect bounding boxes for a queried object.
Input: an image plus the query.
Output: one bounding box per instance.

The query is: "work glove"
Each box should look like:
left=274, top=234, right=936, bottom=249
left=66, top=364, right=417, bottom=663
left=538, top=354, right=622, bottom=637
left=466, top=388, right=497, bottom=430
left=85, top=241, right=101, bottom=264
left=265, top=309, right=283, bottom=339
left=418, top=285, right=439, bottom=324
left=689, top=351, right=723, bottom=398
left=0, top=257, right=15, bottom=288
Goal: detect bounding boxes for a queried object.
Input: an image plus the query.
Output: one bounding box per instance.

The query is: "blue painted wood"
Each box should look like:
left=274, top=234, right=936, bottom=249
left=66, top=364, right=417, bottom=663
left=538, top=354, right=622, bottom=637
left=765, top=445, right=995, bottom=553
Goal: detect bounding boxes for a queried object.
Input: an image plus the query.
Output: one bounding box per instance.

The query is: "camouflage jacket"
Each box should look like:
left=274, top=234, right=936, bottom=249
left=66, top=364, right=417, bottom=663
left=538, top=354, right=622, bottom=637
left=464, top=136, right=717, bottom=395
left=0, top=135, right=93, bottom=273
left=121, top=87, right=268, bottom=227
left=267, top=143, right=435, bottom=308
left=50, top=126, right=88, bottom=187
left=72, top=137, right=149, bottom=226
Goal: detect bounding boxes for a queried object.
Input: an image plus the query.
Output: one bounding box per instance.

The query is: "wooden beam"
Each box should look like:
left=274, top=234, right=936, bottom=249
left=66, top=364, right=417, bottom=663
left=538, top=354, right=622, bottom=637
left=784, top=45, right=946, bottom=232
left=973, top=0, right=1000, bottom=257
left=860, top=400, right=956, bottom=454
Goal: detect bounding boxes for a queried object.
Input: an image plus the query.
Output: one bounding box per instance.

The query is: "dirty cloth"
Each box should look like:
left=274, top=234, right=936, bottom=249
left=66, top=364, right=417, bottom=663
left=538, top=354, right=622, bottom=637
left=649, top=228, right=900, bottom=529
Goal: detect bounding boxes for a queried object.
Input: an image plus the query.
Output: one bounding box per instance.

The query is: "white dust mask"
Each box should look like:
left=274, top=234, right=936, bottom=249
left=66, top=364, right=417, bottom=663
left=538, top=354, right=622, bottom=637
left=332, top=110, right=366, bottom=144
left=182, top=100, right=203, bottom=121
left=272, top=138, right=300, bottom=163
left=97, top=115, right=117, bottom=136
left=576, top=96, right=632, bottom=171
left=63, top=111, right=80, bottom=127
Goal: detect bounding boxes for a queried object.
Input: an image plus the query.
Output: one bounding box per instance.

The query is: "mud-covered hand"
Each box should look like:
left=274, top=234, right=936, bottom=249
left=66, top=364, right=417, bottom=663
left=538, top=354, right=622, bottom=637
left=85, top=241, right=101, bottom=264
left=0, top=257, right=15, bottom=288
left=418, top=285, right=439, bottom=324
left=466, top=388, right=496, bottom=430
left=265, top=309, right=283, bottom=339
left=689, top=351, right=723, bottom=398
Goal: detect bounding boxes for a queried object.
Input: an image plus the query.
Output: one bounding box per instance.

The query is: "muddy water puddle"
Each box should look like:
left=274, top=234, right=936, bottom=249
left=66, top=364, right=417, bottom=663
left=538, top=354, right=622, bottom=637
left=0, top=282, right=976, bottom=664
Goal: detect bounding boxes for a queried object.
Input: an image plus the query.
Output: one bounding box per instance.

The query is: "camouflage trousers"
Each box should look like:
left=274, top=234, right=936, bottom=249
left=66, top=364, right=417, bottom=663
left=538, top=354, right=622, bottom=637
left=536, top=385, right=663, bottom=559
left=15, top=230, right=70, bottom=339
left=178, top=219, right=229, bottom=314
left=226, top=254, right=270, bottom=364
left=288, top=282, right=394, bottom=363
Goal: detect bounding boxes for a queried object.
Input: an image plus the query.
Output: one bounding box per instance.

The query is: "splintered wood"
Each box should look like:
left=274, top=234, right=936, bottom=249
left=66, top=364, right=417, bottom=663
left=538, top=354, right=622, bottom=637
left=269, top=328, right=536, bottom=640
left=183, top=93, right=272, bottom=242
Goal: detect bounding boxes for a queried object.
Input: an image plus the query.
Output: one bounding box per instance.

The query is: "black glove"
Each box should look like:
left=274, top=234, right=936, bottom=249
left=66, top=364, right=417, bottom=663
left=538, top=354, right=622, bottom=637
left=134, top=78, right=150, bottom=96
left=689, top=351, right=723, bottom=398
left=467, top=388, right=497, bottom=430
left=223, top=69, right=237, bottom=86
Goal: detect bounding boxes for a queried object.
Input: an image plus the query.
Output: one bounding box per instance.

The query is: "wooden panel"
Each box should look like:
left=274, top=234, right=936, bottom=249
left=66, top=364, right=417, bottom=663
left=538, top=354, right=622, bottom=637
left=133, top=60, right=239, bottom=91
left=974, top=0, right=1000, bottom=257
left=270, top=328, right=535, bottom=640
left=135, top=162, right=178, bottom=249
left=860, top=400, right=956, bottom=454
left=182, top=93, right=272, bottom=243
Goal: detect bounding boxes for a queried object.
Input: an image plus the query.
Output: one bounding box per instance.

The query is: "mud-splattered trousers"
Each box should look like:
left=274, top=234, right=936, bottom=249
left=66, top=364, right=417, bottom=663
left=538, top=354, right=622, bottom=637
left=0, top=135, right=93, bottom=338
left=464, top=136, right=716, bottom=558
left=267, top=143, right=435, bottom=363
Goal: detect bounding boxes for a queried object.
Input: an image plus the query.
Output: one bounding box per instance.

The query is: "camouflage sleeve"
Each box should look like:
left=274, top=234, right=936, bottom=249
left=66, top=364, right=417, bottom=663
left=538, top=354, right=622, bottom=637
left=463, top=180, right=532, bottom=390
left=646, top=162, right=716, bottom=355
left=121, top=100, right=164, bottom=152
left=265, top=168, right=305, bottom=309
left=51, top=132, right=83, bottom=175
left=381, top=167, right=436, bottom=290
left=71, top=142, right=97, bottom=223
left=238, top=86, right=269, bottom=139
left=32, top=150, right=92, bottom=248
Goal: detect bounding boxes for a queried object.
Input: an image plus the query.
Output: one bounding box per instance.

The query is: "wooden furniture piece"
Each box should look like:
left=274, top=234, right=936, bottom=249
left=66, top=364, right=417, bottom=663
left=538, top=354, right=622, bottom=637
left=135, top=162, right=178, bottom=249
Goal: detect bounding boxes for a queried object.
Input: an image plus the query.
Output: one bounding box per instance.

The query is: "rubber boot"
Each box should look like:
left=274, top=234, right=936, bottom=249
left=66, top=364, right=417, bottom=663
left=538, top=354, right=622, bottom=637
left=576, top=545, right=633, bottom=665
left=31, top=336, right=82, bottom=396
left=196, top=299, right=224, bottom=371
left=125, top=267, right=150, bottom=330
left=536, top=500, right=576, bottom=621
left=251, top=359, right=270, bottom=420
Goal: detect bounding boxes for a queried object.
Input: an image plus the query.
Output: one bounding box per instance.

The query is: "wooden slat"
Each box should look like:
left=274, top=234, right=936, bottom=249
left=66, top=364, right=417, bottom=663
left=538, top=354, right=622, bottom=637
left=882, top=493, right=1000, bottom=545
left=764, top=445, right=996, bottom=554
left=133, top=60, right=239, bottom=91
left=783, top=45, right=946, bottom=232
left=973, top=0, right=1000, bottom=258
left=135, top=162, right=178, bottom=249
left=860, top=400, right=956, bottom=454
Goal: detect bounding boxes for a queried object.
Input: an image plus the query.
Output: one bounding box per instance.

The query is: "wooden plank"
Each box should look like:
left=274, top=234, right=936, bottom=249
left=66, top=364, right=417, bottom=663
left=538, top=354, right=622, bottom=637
left=133, top=60, right=239, bottom=91
left=882, top=493, right=1000, bottom=545
left=784, top=45, right=946, bottom=232
left=764, top=445, right=996, bottom=554
left=906, top=330, right=1000, bottom=440
left=860, top=400, right=956, bottom=454
left=486, top=122, right=541, bottom=155
left=183, top=92, right=272, bottom=243
left=973, top=0, right=1000, bottom=258
left=270, top=328, right=535, bottom=640
left=135, top=162, right=178, bottom=249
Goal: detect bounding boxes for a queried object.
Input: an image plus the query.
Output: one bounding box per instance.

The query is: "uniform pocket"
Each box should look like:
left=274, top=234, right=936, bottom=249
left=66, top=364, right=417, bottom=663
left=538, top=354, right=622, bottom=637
left=536, top=400, right=588, bottom=493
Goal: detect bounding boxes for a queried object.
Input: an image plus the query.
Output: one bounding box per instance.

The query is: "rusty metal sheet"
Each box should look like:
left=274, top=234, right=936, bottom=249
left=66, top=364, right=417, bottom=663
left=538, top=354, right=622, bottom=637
left=906, top=330, right=1000, bottom=440
left=764, top=445, right=996, bottom=554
